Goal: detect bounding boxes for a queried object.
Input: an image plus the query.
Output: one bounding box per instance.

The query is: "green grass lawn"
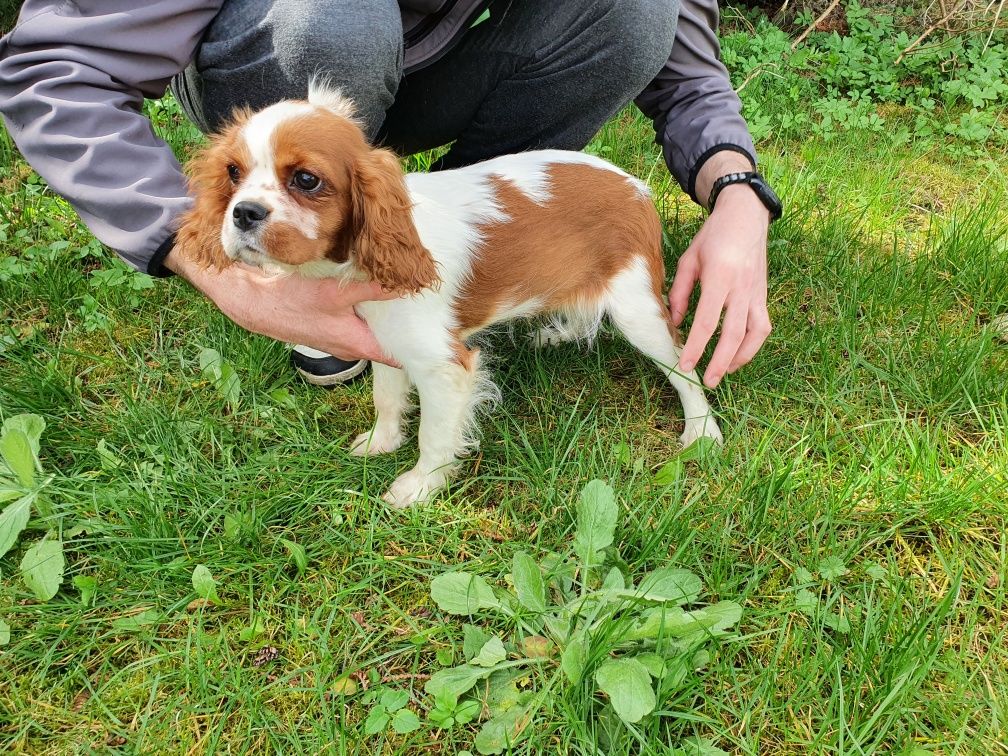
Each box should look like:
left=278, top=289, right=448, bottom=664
left=1, top=92, right=1007, bottom=754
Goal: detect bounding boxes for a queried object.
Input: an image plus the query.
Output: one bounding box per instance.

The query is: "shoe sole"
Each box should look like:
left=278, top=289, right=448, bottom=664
left=295, top=359, right=370, bottom=387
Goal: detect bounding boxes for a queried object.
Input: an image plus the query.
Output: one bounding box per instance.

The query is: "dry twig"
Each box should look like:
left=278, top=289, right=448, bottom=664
left=896, top=0, right=968, bottom=63
left=735, top=63, right=782, bottom=94
left=983, top=0, right=1006, bottom=51
left=791, top=0, right=842, bottom=50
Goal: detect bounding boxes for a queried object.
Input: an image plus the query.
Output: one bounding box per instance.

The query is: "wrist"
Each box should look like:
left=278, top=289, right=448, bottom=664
left=694, top=149, right=756, bottom=210
left=710, top=184, right=771, bottom=224
left=165, top=247, right=246, bottom=310
left=146, top=233, right=178, bottom=278
left=163, top=247, right=186, bottom=277
left=165, top=246, right=232, bottom=286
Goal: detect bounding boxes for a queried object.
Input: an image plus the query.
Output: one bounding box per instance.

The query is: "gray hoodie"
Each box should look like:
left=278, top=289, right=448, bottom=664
left=0, top=0, right=756, bottom=276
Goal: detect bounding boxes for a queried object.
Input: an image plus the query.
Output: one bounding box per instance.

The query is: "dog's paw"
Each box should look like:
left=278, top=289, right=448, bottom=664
left=349, top=427, right=404, bottom=457
left=680, top=416, right=724, bottom=448
left=382, top=469, right=437, bottom=509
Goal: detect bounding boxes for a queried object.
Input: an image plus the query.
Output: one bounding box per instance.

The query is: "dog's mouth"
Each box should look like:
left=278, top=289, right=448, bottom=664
left=228, top=244, right=300, bottom=276
left=223, top=234, right=271, bottom=267
left=234, top=246, right=265, bottom=263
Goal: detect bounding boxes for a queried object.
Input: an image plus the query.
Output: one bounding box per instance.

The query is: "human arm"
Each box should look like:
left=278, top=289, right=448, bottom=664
left=635, top=0, right=772, bottom=387
left=0, top=0, right=222, bottom=275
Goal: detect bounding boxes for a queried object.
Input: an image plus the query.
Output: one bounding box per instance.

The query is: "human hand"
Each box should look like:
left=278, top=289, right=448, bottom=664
left=165, top=249, right=400, bottom=366
left=670, top=183, right=771, bottom=388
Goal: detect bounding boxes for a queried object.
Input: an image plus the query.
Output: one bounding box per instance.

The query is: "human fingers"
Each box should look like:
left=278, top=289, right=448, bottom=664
left=728, top=306, right=771, bottom=373
left=323, top=278, right=402, bottom=305
left=728, top=256, right=770, bottom=372
left=668, top=250, right=700, bottom=327
left=323, top=313, right=401, bottom=367
left=702, top=295, right=749, bottom=387
left=677, top=283, right=729, bottom=374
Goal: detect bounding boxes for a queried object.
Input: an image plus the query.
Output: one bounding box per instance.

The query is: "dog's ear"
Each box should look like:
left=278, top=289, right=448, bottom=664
left=350, top=148, right=438, bottom=294
left=175, top=116, right=250, bottom=270
left=176, top=206, right=231, bottom=271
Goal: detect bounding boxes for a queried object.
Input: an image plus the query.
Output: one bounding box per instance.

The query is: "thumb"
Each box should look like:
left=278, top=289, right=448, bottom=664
left=320, top=278, right=400, bottom=305
left=348, top=279, right=403, bottom=303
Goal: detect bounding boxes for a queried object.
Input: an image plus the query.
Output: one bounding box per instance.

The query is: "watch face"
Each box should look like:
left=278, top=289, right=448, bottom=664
left=752, top=175, right=783, bottom=220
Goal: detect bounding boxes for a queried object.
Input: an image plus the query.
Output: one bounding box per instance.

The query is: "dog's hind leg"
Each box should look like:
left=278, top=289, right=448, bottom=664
left=350, top=364, right=411, bottom=456
left=530, top=305, right=605, bottom=349
left=381, top=350, right=484, bottom=508
left=530, top=321, right=571, bottom=349
left=604, top=257, right=723, bottom=447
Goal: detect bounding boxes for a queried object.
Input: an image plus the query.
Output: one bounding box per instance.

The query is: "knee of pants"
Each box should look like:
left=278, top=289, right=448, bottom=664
left=191, top=0, right=403, bottom=137
left=269, top=3, right=404, bottom=138
left=588, top=0, right=680, bottom=93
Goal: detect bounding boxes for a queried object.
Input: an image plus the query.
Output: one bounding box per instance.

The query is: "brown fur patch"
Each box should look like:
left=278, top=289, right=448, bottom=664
left=267, top=111, right=437, bottom=291
left=350, top=148, right=439, bottom=294
left=175, top=109, right=252, bottom=269
left=454, top=164, right=668, bottom=333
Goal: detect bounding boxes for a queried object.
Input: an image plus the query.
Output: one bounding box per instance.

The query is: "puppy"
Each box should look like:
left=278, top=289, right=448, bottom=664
left=178, top=83, right=723, bottom=508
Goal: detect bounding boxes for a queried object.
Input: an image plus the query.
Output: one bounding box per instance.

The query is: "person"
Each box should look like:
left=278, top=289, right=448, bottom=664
left=0, top=0, right=780, bottom=389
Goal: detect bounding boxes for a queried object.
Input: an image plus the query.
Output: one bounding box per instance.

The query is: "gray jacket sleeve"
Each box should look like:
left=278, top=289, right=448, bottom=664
left=635, top=0, right=757, bottom=204
left=0, top=1, right=222, bottom=275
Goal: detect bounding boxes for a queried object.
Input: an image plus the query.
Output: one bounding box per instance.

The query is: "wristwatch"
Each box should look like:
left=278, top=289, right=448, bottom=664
left=707, top=171, right=783, bottom=222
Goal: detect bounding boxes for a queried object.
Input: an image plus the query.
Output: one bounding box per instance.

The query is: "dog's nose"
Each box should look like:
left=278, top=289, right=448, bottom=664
left=232, top=201, right=270, bottom=232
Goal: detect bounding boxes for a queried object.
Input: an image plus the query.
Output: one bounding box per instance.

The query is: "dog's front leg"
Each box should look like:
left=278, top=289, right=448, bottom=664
left=382, top=358, right=479, bottom=508
left=350, top=363, right=411, bottom=456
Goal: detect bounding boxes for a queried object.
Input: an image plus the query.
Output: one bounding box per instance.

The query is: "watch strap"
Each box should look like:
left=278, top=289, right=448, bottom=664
left=707, top=171, right=759, bottom=212
left=707, top=171, right=783, bottom=222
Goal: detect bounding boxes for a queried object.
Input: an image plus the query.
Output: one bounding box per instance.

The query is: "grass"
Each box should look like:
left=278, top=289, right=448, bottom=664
left=1, top=86, right=1007, bottom=753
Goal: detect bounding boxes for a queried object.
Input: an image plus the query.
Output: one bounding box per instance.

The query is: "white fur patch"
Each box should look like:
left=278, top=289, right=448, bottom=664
left=447, top=150, right=650, bottom=205
left=488, top=297, right=546, bottom=325
left=307, top=77, right=360, bottom=123
left=230, top=249, right=361, bottom=284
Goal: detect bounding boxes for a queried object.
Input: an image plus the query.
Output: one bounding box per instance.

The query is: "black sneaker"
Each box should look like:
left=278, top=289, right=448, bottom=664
left=291, top=345, right=370, bottom=387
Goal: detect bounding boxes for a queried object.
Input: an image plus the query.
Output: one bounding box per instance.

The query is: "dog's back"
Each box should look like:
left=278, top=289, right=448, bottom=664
left=403, top=150, right=667, bottom=340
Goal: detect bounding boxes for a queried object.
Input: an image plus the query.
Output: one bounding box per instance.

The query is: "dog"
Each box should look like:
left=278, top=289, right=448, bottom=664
left=177, top=83, right=723, bottom=508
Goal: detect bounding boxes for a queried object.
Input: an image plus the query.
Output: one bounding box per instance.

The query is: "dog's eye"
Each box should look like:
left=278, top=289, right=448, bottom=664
left=292, top=170, right=322, bottom=192
left=227, top=164, right=241, bottom=184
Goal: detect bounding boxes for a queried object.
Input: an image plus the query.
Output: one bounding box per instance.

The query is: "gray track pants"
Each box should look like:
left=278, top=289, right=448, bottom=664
left=172, top=0, right=679, bottom=166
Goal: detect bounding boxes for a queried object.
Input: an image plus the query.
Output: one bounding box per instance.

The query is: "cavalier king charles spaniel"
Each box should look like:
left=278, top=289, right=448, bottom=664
left=178, top=83, right=723, bottom=508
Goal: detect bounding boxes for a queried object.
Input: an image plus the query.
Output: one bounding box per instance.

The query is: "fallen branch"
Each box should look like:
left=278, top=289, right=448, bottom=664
left=735, top=63, right=781, bottom=94
left=791, top=0, right=842, bottom=50
left=895, top=0, right=967, bottom=63
left=983, top=0, right=1005, bottom=53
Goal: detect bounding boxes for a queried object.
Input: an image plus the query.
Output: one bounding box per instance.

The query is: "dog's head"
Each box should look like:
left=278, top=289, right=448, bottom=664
left=176, top=83, right=438, bottom=294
